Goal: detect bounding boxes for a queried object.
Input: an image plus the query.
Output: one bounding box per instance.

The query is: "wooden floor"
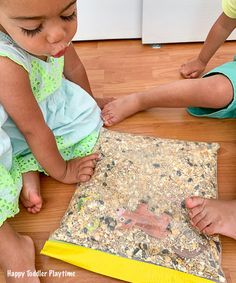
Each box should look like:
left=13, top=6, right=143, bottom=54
left=1, top=39, right=236, bottom=283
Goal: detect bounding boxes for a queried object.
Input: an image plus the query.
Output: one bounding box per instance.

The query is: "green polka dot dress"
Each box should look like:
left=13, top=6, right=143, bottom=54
left=0, top=31, right=103, bottom=225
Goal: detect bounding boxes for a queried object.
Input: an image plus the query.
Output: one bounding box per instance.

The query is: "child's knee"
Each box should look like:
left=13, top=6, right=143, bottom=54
left=207, top=75, right=233, bottom=108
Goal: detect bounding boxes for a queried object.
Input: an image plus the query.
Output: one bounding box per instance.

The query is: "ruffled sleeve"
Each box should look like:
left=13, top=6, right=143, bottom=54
left=0, top=31, right=30, bottom=72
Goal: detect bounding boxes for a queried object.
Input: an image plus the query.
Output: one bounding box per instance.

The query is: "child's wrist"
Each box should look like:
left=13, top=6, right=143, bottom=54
left=51, top=160, right=68, bottom=181
left=197, top=55, right=208, bottom=66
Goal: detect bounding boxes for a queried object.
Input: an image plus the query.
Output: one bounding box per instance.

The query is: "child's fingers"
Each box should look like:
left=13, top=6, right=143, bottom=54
left=78, top=165, right=95, bottom=175
left=80, top=160, right=97, bottom=169
left=180, top=72, right=188, bottom=79
left=77, top=163, right=97, bottom=182
left=78, top=158, right=99, bottom=169
left=78, top=166, right=94, bottom=176
left=189, top=71, right=200, bottom=78
left=179, top=70, right=189, bottom=79
left=78, top=168, right=94, bottom=182
left=77, top=153, right=99, bottom=163
left=77, top=159, right=97, bottom=170
left=78, top=174, right=91, bottom=182
left=181, top=70, right=197, bottom=79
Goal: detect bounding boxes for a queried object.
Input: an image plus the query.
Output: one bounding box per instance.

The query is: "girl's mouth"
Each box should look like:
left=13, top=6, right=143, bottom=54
left=52, top=47, right=67, bottom=58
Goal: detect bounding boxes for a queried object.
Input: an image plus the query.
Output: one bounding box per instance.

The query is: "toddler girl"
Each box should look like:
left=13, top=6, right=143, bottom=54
left=0, top=0, right=106, bottom=281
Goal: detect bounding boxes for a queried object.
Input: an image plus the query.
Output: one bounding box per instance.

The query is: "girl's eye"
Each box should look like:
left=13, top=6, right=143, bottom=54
left=61, top=11, right=77, bottom=22
left=21, top=25, right=43, bottom=37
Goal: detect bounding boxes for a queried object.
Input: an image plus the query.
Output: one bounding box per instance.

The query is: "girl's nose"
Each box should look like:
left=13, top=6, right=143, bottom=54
left=47, top=27, right=66, bottom=44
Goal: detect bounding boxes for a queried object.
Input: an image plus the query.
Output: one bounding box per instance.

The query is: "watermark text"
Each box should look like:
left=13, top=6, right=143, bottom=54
left=7, top=269, right=76, bottom=278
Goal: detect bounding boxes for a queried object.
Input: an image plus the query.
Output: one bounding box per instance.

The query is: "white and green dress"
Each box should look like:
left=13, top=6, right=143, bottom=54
left=0, top=31, right=103, bottom=226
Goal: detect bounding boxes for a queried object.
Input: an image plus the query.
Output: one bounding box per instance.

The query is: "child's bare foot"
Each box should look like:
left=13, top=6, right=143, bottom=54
left=180, top=58, right=206, bottom=79
left=95, top=97, right=115, bottom=109
left=20, top=172, right=42, bottom=214
left=186, top=196, right=236, bottom=239
left=102, top=93, right=143, bottom=126
left=0, top=223, right=39, bottom=283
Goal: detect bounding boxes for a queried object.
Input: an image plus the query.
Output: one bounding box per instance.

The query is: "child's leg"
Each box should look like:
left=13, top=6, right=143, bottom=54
left=20, top=172, right=42, bottom=214
left=0, top=222, right=40, bottom=283
left=102, top=74, right=233, bottom=126
left=185, top=197, right=236, bottom=239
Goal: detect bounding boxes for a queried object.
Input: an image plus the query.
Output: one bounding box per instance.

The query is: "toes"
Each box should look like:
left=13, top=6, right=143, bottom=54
left=185, top=196, right=205, bottom=209
left=101, top=106, right=111, bottom=116
left=193, top=216, right=211, bottom=231
left=35, top=201, right=42, bottom=211
left=104, top=118, right=115, bottom=127
left=21, top=192, right=42, bottom=213
left=191, top=209, right=207, bottom=227
left=102, top=113, right=113, bottom=124
left=188, top=205, right=203, bottom=219
left=27, top=207, right=37, bottom=214
left=202, top=224, right=217, bottom=236
left=102, top=114, right=117, bottom=126
left=33, top=207, right=42, bottom=213
left=27, top=207, right=33, bottom=213
left=27, top=203, right=42, bottom=214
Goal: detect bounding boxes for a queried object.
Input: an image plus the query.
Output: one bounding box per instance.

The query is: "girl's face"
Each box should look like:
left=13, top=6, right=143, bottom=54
left=0, top=0, right=77, bottom=59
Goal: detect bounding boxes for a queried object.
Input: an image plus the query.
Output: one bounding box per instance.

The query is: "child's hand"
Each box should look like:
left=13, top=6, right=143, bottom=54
left=59, top=153, right=99, bottom=184
left=180, top=58, right=206, bottom=79
left=95, top=97, right=115, bottom=110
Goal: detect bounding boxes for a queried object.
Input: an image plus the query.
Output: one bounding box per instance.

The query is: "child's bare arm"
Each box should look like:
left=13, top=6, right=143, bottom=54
left=0, top=57, right=98, bottom=183
left=180, top=13, right=236, bottom=78
left=198, top=13, right=236, bottom=65
left=63, top=43, right=114, bottom=109
left=63, top=43, right=93, bottom=95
